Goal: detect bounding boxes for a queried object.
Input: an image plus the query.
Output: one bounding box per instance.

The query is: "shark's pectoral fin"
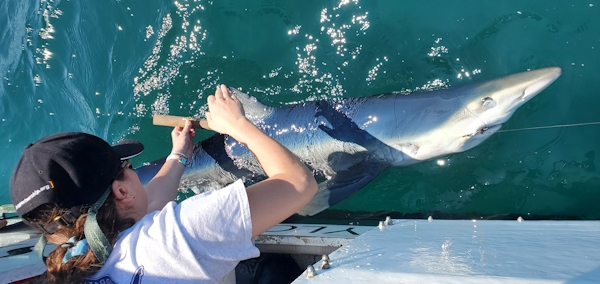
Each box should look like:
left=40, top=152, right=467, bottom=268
left=295, top=161, right=388, bottom=217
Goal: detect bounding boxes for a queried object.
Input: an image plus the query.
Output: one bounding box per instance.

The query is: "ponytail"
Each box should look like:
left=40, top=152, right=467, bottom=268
left=25, top=173, right=135, bottom=283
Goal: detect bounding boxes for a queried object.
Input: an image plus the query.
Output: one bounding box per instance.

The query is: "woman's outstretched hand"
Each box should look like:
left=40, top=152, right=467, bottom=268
left=205, top=84, right=248, bottom=140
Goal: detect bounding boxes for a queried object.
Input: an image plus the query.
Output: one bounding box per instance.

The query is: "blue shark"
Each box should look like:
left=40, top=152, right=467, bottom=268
left=136, top=67, right=562, bottom=217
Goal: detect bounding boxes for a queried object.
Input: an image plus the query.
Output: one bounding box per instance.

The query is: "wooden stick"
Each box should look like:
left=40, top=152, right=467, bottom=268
left=152, top=114, right=211, bottom=130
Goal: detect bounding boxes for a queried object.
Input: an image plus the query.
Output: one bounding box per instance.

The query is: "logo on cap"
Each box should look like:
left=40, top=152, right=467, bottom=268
left=14, top=181, right=55, bottom=211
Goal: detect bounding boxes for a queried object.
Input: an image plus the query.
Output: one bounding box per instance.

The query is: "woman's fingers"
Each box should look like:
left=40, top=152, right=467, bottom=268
left=215, top=84, right=226, bottom=100
left=182, top=118, right=192, bottom=133
left=220, top=84, right=229, bottom=99
left=184, top=119, right=195, bottom=139
left=214, top=84, right=236, bottom=100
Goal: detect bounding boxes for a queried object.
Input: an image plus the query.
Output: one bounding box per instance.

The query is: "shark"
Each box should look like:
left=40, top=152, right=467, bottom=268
left=136, top=67, right=562, bottom=217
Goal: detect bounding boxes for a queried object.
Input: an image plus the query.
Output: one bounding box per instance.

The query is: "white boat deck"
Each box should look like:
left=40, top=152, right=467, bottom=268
left=293, top=219, right=600, bottom=283
left=3, top=216, right=600, bottom=283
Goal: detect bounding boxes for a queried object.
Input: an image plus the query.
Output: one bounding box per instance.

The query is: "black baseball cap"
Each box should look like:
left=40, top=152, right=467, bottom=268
left=10, top=132, right=144, bottom=218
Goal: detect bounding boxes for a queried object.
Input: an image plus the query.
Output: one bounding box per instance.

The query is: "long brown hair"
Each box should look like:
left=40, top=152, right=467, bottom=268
left=25, top=172, right=136, bottom=283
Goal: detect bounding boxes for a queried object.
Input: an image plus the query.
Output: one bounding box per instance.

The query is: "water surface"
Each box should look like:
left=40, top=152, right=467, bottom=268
left=1, top=0, right=599, bottom=220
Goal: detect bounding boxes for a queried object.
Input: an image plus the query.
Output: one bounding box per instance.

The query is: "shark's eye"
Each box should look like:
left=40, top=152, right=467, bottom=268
left=481, top=97, right=496, bottom=108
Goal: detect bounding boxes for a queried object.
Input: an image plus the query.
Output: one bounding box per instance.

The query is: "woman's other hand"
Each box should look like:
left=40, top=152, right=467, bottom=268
left=171, top=119, right=195, bottom=159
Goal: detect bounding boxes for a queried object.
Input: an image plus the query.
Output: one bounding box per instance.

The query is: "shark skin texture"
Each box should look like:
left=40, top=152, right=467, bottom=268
left=135, top=67, right=562, bottom=218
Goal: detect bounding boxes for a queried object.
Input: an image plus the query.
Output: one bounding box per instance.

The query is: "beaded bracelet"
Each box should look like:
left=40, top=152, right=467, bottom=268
left=171, top=151, right=188, bottom=159
left=167, top=152, right=188, bottom=166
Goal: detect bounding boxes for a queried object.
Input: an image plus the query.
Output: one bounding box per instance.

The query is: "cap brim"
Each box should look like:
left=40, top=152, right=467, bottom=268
left=112, top=140, right=144, bottom=160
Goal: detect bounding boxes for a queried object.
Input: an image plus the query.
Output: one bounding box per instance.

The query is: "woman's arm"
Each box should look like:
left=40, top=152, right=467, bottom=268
left=206, top=85, right=318, bottom=237
left=144, top=120, right=195, bottom=213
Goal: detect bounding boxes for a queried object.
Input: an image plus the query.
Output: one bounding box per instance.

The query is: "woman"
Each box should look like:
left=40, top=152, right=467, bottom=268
left=10, top=84, right=318, bottom=283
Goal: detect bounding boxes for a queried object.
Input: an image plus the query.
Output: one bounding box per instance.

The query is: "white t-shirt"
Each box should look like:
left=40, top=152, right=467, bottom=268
left=86, top=180, right=260, bottom=284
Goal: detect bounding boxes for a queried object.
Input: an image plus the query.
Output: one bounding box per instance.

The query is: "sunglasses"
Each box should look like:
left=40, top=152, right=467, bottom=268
left=122, top=159, right=132, bottom=169
left=115, top=159, right=132, bottom=179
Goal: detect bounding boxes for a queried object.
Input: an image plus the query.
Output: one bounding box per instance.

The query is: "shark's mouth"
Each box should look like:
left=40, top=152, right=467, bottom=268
left=477, top=124, right=502, bottom=134
left=463, top=124, right=502, bottom=138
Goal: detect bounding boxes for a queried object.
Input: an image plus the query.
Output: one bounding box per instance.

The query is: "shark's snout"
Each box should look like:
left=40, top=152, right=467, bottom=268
left=522, top=67, right=562, bottom=101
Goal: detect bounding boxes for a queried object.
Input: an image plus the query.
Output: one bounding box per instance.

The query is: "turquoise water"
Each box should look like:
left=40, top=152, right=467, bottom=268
left=1, top=0, right=599, bottom=220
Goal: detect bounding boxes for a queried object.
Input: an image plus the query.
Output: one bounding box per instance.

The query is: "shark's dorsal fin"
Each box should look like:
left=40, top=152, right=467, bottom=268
left=228, top=87, right=275, bottom=121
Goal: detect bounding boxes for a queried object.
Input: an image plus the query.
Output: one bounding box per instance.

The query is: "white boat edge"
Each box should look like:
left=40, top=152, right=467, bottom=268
left=3, top=203, right=600, bottom=284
